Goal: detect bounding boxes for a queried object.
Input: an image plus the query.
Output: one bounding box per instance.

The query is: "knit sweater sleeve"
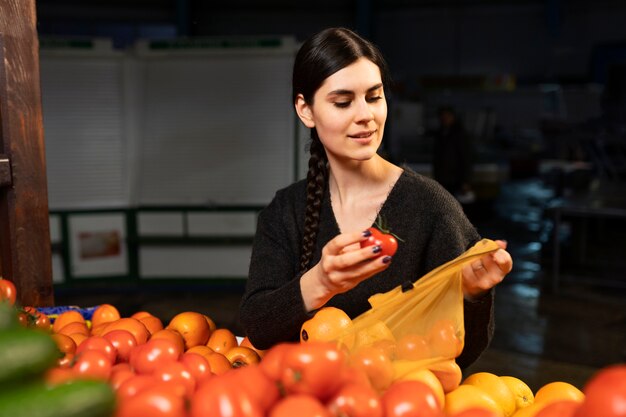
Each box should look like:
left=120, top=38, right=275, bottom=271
left=238, top=185, right=312, bottom=350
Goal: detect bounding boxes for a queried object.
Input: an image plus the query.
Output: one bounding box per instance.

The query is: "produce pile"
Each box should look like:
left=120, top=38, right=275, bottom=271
left=1, top=277, right=625, bottom=417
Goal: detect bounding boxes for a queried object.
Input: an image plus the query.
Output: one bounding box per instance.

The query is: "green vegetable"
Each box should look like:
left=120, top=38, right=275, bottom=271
left=0, top=328, right=59, bottom=386
left=0, top=380, right=116, bottom=417
left=0, top=301, right=19, bottom=330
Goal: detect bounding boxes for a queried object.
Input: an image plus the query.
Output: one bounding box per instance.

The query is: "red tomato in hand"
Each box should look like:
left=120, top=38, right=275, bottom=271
left=360, top=227, right=398, bottom=257
left=574, top=364, right=626, bottom=417
left=281, top=341, right=348, bottom=401
left=382, top=380, right=442, bottom=417
left=0, top=279, right=17, bottom=305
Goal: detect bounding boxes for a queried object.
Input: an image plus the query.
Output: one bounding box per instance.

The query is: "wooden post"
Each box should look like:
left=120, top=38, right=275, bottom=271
left=0, top=0, right=54, bottom=306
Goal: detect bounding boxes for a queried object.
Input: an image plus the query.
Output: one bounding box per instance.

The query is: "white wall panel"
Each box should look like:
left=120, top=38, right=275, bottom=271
left=140, top=246, right=252, bottom=278
left=137, top=45, right=296, bottom=206
left=40, top=44, right=129, bottom=209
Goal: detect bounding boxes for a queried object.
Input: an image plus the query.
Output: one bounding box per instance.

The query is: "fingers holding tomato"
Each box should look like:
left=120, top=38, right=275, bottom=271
left=360, top=227, right=398, bottom=257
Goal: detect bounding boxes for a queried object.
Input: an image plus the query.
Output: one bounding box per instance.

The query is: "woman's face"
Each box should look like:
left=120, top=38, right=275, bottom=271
left=296, top=58, right=387, bottom=164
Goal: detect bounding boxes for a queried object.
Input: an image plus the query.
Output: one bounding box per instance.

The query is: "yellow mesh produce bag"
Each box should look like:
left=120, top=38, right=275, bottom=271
left=332, top=238, right=501, bottom=391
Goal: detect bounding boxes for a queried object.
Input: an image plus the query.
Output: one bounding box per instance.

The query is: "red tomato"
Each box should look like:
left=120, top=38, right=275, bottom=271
left=381, top=380, right=442, bottom=417
left=73, top=349, right=112, bottom=381
left=360, top=227, right=398, bottom=257
left=0, top=279, right=17, bottom=305
left=109, top=368, right=136, bottom=391
left=76, top=336, right=116, bottom=364
left=574, top=364, right=626, bottom=417
left=180, top=352, right=213, bottom=384
left=44, top=367, right=78, bottom=386
left=448, top=409, right=501, bottom=417
left=103, top=329, right=137, bottom=363
left=536, top=400, right=580, bottom=417
left=191, top=375, right=263, bottom=417
left=227, top=364, right=281, bottom=412
left=152, top=360, right=196, bottom=399
left=116, top=382, right=186, bottom=417
left=130, top=338, right=181, bottom=374
left=281, top=341, right=347, bottom=401
left=116, top=374, right=160, bottom=401
left=270, top=394, right=331, bottom=417
left=327, top=382, right=383, bottom=417
left=259, top=342, right=295, bottom=382
left=26, top=307, right=51, bottom=331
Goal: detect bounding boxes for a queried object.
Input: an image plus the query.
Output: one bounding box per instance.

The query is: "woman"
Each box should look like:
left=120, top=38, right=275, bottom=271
left=239, top=27, right=512, bottom=369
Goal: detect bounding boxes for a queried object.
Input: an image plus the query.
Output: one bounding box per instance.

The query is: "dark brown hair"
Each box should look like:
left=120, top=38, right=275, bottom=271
left=293, top=27, right=391, bottom=273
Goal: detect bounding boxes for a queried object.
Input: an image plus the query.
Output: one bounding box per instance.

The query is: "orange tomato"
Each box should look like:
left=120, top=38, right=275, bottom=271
left=130, top=311, right=154, bottom=320
left=138, top=315, right=164, bottom=335
left=427, top=319, right=463, bottom=359
left=91, top=304, right=121, bottom=328
left=396, top=333, right=431, bottom=361
left=349, top=345, right=395, bottom=393
left=166, top=312, right=211, bottom=350
left=185, top=345, right=214, bottom=360
left=57, top=321, right=90, bottom=337
left=300, top=306, right=354, bottom=349
left=205, top=351, right=232, bottom=375
left=206, top=328, right=237, bottom=354
left=202, top=314, right=217, bottom=334
left=52, top=310, right=86, bottom=334
left=239, top=336, right=267, bottom=358
left=67, top=332, right=88, bottom=347
left=224, top=346, right=260, bottom=367
left=371, top=339, right=397, bottom=360
left=150, top=328, right=185, bottom=354
left=51, top=333, right=77, bottom=357
left=103, top=318, right=150, bottom=345
left=428, top=359, right=463, bottom=393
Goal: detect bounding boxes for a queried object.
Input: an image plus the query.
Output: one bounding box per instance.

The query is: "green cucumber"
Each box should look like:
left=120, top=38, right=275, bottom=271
left=0, top=328, right=59, bottom=386
left=0, top=380, right=116, bottom=417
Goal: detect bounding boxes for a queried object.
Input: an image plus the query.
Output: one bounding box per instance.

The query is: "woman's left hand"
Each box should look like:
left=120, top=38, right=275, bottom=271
left=461, top=240, right=513, bottom=300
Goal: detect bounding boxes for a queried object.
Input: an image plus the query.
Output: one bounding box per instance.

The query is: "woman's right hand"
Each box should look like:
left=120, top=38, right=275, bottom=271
left=300, top=230, right=392, bottom=311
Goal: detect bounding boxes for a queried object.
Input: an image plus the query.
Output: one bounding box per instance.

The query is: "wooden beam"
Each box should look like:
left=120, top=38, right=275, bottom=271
left=0, top=0, right=54, bottom=306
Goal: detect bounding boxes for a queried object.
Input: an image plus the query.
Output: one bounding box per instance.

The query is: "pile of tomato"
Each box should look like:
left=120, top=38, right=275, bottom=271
left=2, top=277, right=626, bottom=417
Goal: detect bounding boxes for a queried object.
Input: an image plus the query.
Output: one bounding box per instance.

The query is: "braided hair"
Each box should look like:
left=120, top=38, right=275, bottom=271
left=293, top=27, right=391, bottom=273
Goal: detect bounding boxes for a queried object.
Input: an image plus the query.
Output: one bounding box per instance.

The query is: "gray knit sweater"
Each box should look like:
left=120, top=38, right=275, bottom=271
left=239, top=168, right=494, bottom=369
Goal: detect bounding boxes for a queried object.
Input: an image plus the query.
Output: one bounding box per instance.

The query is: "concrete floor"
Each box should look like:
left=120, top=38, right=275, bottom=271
left=55, top=177, right=626, bottom=392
